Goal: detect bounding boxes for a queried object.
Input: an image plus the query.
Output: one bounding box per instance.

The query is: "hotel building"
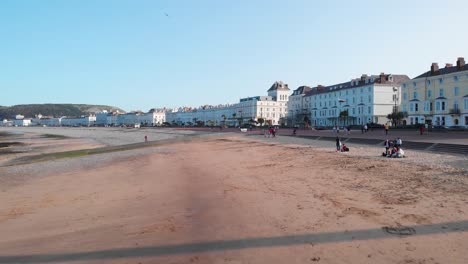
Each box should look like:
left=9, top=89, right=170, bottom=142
left=166, top=81, right=290, bottom=126
left=289, top=73, right=409, bottom=127
left=401, top=57, right=468, bottom=127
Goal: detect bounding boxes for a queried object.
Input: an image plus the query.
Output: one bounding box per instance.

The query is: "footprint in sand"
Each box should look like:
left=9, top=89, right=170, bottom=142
left=401, top=214, right=431, bottom=224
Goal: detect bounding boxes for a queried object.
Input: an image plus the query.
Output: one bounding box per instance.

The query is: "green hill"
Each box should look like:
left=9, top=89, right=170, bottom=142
left=0, top=104, right=125, bottom=119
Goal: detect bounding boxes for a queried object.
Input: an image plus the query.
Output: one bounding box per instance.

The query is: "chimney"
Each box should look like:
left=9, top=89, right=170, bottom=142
left=457, top=57, right=465, bottom=70
left=379, top=72, right=386, bottom=83
left=445, top=63, right=453, bottom=68
left=430, top=63, right=439, bottom=75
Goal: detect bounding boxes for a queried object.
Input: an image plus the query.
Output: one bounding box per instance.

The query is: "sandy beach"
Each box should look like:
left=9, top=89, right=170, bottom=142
left=0, top=128, right=467, bottom=264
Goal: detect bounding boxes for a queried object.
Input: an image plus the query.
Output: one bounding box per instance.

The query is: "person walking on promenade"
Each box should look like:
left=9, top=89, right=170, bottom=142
left=384, top=123, right=389, bottom=135
left=144, top=135, right=148, bottom=143
left=419, top=124, right=424, bottom=135
left=425, top=123, right=429, bottom=134
left=364, top=124, right=368, bottom=133
left=361, top=125, right=365, bottom=134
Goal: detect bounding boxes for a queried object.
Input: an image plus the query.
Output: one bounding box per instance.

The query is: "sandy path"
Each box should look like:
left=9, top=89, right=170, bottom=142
left=0, top=137, right=467, bottom=263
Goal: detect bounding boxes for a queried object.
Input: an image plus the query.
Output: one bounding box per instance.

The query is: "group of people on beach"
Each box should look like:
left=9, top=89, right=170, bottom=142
left=335, top=136, right=349, bottom=152
left=383, top=137, right=404, bottom=158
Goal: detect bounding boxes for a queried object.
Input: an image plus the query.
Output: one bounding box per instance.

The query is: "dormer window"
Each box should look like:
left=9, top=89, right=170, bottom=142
left=439, top=78, right=443, bottom=84
left=454, top=75, right=459, bottom=82
left=427, top=80, right=431, bottom=85
left=413, top=82, right=417, bottom=87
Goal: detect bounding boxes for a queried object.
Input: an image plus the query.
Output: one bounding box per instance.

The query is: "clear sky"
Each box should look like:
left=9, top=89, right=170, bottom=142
left=1, top=0, right=467, bottom=112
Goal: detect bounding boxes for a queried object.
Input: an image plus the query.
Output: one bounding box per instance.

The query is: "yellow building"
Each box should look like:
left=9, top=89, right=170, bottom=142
left=401, top=57, right=468, bottom=127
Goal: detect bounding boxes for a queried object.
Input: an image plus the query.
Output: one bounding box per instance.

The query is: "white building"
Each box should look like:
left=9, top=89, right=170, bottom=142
left=38, top=117, right=62, bottom=126
left=2, top=119, right=13, bottom=126
left=288, top=86, right=313, bottom=127
left=13, top=119, right=32, bottom=126
left=116, top=112, right=140, bottom=126
left=293, top=73, right=409, bottom=127
left=166, top=81, right=290, bottom=126
left=61, top=115, right=96, bottom=127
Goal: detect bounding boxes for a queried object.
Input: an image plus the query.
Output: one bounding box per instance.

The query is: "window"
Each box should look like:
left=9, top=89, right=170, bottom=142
left=454, top=101, right=459, bottom=110
left=403, top=83, right=407, bottom=88
left=428, top=90, right=432, bottom=98
left=368, top=87, right=371, bottom=92
left=413, top=91, right=417, bottom=99
left=360, top=88, right=363, bottom=93
left=427, top=80, right=431, bottom=85
left=442, top=101, right=446, bottom=111
left=436, top=102, right=440, bottom=111
left=439, top=89, right=444, bottom=97
left=454, top=87, right=459, bottom=96
left=410, top=103, right=414, bottom=112
left=439, top=78, right=443, bottom=84
left=403, top=93, right=407, bottom=100
left=465, top=98, right=468, bottom=110
left=403, top=105, right=407, bottom=112
left=454, top=75, right=459, bottom=82
left=368, top=106, right=371, bottom=114
left=352, top=108, right=355, bottom=114
left=368, top=95, right=371, bottom=103
left=413, top=82, right=417, bottom=87
left=424, top=102, right=430, bottom=112
left=415, top=103, right=419, bottom=112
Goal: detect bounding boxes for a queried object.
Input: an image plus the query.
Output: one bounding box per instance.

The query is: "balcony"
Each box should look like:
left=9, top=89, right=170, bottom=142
left=449, top=108, right=461, bottom=115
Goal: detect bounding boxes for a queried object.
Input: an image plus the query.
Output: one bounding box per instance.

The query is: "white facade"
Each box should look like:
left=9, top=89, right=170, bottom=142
left=13, top=119, right=32, bottom=126
left=117, top=113, right=140, bottom=126
left=166, top=81, right=290, bottom=126
left=61, top=116, right=96, bottom=127
left=2, top=119, right=13, bottom=126
left=292, top=73, right=409, bottom=127
left=38, top=117, right=62, bottom=126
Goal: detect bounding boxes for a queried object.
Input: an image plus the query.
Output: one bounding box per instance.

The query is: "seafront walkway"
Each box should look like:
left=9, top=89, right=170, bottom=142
left=175, top=127, right=468, bottom=155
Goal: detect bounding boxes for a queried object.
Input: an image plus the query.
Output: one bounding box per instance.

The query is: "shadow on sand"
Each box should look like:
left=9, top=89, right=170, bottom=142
left=1, top=220, right=467, bottom=263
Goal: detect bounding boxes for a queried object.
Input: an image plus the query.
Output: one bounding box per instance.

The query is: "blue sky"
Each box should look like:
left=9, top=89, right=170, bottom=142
left=1, top=0, right=467, bottom=111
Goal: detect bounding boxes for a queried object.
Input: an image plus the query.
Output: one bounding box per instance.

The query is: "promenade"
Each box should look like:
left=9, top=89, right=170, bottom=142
left=174, top=126, right=468, bottom=156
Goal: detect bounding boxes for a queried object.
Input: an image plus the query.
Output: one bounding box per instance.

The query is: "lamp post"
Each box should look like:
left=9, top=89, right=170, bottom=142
left=392, top=87, right=398, bottom=126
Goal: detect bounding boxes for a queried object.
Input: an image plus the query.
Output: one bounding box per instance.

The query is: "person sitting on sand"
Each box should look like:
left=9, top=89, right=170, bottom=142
left=389, top=146, right=398, bottom=158
left=341, top=144, right=349, bottom=152
left=396, top=147, right=405, bottom=158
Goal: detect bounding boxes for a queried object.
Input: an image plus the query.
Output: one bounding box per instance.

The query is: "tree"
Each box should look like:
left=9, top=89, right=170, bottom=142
left=387, top=111, right=408, bottom=126
left=339, top=110, right=349, bottom=126
left=257, top=117, right=265, bottom=127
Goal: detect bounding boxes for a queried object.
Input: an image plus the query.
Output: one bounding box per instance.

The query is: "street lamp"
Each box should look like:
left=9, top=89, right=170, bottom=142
left=392, top=87, right=399, bottom=126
